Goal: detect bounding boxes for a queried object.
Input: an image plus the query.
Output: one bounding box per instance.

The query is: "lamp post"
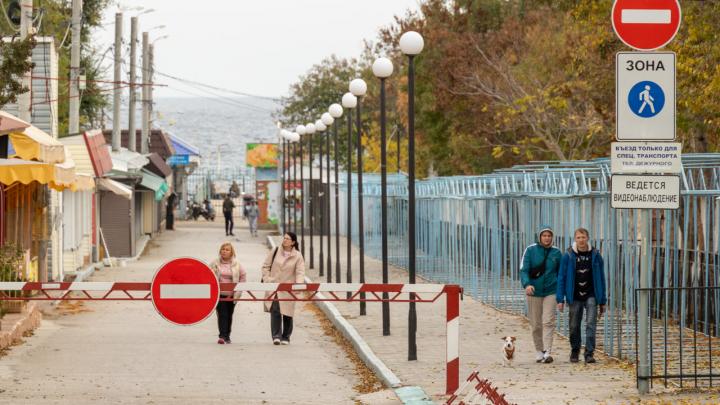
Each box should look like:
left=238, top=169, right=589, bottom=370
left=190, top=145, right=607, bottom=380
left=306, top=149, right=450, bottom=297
left=295, top=125, right=307, bottom=253
left=306, top=122, right=317, bottom=269
left=322, top=112, right=335, bottom=283
left=291, top=131, right=300, bottom=235
left=280, top=129, right=290, bottom=233
left=341, top=93, right=357, bottom=296
left=350, top=78, right=368, bottom=316
left=400, top=30, right=424, bottom=361
left=315, top=119, right=327, bottom=278
left=373, top=57, right=394, bottom=336
left=329, top=104, right=344, bottom=285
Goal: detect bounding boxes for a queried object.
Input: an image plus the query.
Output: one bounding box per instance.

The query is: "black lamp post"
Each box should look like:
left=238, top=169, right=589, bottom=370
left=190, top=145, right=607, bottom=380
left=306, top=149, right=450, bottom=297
left=400, top=30, right=424, bottom=362
left=322, top=112, right=335, bottom=283
left=372, top=57, right=394, bottom=336
left=314, top=119, right=326, bottom=277
left=341, top=92, right=357, bottom=297
left=280, top=132, right=287, bottom=233
left=349, top=79, right=367, bottom=316
left=329, top=104, right=344, bottom=285
left=306, top=122, right=317, bottom=269
left=291, top=133, right=299, bottom=235
left=296, top=125, right=306, bottom=255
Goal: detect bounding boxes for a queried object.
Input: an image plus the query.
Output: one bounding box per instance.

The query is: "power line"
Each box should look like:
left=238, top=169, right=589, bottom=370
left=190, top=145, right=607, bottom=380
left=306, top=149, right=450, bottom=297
left=155, top=70, right=281, bottom=102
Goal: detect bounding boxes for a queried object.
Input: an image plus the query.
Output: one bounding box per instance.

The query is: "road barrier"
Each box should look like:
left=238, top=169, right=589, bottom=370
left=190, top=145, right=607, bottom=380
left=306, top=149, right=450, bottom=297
left=0, top=281, right=462, bottom=394
left=446, top=370, right=514, bottom=405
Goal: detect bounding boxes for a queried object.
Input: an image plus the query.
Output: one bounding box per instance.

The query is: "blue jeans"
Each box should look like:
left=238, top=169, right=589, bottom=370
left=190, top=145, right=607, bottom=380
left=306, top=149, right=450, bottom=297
left=569, top=297, right=597, bottom=356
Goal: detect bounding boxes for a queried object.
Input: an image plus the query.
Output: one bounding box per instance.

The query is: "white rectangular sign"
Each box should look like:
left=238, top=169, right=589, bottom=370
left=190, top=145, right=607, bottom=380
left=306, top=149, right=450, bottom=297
left=616, top=52, right=675, bottom=141
left=611, top=142, right=682, bottom=174
left=611, top=175, right=680, bottom=209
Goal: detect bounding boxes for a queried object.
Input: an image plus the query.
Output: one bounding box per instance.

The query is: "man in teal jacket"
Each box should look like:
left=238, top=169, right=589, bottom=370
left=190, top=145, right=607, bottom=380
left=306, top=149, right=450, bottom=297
left=520, top=225, right=562, bottom=363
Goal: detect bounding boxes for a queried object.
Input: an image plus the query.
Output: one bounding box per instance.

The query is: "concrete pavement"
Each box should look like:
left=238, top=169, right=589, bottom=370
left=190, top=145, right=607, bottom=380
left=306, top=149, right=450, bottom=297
left=0, top=221, right=384, bottom=404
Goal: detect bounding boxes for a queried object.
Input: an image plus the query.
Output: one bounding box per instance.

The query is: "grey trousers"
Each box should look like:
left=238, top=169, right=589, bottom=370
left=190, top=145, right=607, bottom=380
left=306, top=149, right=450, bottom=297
left=527, top=294, right=557, bottom=353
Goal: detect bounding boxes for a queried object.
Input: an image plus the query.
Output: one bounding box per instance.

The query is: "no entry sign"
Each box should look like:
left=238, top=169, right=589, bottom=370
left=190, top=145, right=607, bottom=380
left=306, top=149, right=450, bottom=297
left=612, top=0, right=681, bottom=51
left=151, top=258, right=219, bottom=325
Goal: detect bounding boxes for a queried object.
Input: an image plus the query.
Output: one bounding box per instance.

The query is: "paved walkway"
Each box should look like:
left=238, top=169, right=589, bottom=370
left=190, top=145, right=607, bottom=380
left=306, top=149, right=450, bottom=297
left=302, top=233, right=718, bottom=405
left=0, top=221, right=380, bottom=404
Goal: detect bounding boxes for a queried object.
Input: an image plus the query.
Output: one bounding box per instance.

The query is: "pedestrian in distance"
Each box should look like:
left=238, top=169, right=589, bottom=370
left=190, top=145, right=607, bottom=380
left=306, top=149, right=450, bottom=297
left=223, top=195, right=235, bottom=236
left=261, top=232, right=305, bottom=345
left=557, top=227, right=607, bottom=364
left=210, top=242, right=246, bottom=344
left=247, top=200, right=259, bottom=237
left=520, top=225, right=562, bottom=364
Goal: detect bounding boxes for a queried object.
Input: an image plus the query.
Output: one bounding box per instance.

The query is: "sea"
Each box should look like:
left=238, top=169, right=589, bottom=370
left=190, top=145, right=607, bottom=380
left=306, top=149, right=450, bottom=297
left=151, top=96, right=281, bottom=170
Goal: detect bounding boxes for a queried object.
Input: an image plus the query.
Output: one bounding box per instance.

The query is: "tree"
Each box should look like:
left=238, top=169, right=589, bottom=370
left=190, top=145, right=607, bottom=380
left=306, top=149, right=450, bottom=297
left=0, top=36, right=35, bottom=110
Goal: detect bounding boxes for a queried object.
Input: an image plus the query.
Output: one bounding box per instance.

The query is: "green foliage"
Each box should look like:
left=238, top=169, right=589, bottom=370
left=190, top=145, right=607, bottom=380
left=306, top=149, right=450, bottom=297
left=0, top=36, right=35, bottom=109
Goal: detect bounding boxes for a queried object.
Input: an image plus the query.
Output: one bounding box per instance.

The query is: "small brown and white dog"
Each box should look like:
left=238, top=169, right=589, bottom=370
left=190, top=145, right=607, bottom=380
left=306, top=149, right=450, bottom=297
left=501, top=336, right=516, bottom=366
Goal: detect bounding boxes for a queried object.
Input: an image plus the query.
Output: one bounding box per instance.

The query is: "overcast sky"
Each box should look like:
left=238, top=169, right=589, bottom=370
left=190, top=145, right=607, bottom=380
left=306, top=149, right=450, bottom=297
left=96, top=0, right=421, bottom=99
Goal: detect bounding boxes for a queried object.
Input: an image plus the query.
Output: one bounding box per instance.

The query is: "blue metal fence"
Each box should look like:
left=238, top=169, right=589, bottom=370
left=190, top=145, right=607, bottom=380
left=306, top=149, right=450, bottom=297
left=332, top=155, right=720, bottom=362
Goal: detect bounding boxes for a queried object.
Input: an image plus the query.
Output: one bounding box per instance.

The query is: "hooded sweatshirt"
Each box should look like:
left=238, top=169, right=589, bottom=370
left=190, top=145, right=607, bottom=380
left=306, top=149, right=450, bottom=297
left=520, top=225, right=562, bottom=298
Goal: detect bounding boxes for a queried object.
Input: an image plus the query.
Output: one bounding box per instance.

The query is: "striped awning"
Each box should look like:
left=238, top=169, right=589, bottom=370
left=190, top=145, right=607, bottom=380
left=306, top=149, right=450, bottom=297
left=0, top=158, right=76, bottom=191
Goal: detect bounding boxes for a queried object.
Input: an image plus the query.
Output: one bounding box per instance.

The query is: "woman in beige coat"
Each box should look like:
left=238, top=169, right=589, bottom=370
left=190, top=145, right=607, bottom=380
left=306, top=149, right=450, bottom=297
left=262, top=232, right=305, bottom=345
left=209, top=242, right=246, bottom=344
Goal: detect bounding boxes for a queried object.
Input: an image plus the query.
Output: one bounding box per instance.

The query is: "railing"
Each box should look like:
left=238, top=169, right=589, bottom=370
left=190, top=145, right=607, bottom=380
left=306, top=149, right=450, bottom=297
left=635, top=286, right=720, bottom=389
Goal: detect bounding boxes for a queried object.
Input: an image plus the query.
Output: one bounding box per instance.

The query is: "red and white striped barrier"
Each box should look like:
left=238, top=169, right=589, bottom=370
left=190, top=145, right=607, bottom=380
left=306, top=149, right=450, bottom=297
left=0, top=281, right=463, bottom=394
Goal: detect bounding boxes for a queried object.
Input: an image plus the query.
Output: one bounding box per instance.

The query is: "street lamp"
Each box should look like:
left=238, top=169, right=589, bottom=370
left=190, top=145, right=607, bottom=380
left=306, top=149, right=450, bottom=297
left=279, top=129, right=290, bottom=233
left=328, top=104, right=343, bottom=286
left=350, top=78, right=368, bottom=316
left=295, top=125, right=306, bottom=239
left=400, top=30, right=424, bottom=361
left=341, top=93, right=357, bottom=296
left=315, top=118, right=327, bottom=279
left=373, top=56, right=394, bottom=336
left=305, top=122, right=316, bottom=268
left=320, top=115, right=334, bottom=283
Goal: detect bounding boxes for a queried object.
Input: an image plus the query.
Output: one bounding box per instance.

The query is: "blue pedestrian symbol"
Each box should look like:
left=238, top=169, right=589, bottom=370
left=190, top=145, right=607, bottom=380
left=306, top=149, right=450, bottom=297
left=628, top=81, right=665, bottom=118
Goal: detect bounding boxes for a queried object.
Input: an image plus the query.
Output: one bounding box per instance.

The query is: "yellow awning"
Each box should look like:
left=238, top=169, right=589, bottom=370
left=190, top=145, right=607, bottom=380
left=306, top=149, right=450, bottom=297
left=69, top=174, right=95, bottom=191
left=0, top=158, right=77, bottom=192
left=9, top=125, right=66, bottom=164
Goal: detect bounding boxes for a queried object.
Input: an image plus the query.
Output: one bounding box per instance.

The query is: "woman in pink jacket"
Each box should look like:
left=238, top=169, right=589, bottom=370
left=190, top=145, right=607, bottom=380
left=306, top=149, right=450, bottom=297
left=262, top=232, right=305, bottom=345
left=210, top=242, right=246, bottom=344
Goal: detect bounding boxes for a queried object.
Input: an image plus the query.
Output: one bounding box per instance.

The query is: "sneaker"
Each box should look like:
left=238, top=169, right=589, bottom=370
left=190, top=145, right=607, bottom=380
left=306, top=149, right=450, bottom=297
left=535, top=351, right=545, bottom=363
left=273, top=338, right=280, bottom=345
left=217, top=338, right=225, bottom=344
left=280, top=339, right=289, bottom=345
left=585, top=355, right=596, bottom=364
left=224, top=338, right=232, bottom=344
left=570, top=351, right=579, bottom=363
left=542, top=351, right=554, bottom=364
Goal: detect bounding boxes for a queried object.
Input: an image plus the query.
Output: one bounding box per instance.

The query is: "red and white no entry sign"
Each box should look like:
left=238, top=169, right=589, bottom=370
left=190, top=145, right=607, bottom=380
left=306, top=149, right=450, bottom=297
left=612, top=0, right=681, bottom=51
left=151, top=257, right=219, bottom=325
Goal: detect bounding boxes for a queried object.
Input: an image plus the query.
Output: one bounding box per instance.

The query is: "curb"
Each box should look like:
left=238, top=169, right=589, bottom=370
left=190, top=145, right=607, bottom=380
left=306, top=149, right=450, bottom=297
left=0, top=302, right=42, bottom=350
left=265, top=235, right=436, bottom=404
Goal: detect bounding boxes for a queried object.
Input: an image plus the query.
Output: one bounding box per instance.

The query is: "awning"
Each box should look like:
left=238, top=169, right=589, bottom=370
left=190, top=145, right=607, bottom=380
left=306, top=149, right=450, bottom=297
left=0, top=111, right=30, bottom=134
left=0, top=158, right=75, bottom=191
left=71, top=174, right=95, bottom=191
left=144, top=153, right=172, bottom=178
left=139, top=169, right=169, bottom=201
left=110, top=147, right=148, bottom=172
left=9, top=125, right=66, bottom=164
left=97, top=177, right=133, bottom=200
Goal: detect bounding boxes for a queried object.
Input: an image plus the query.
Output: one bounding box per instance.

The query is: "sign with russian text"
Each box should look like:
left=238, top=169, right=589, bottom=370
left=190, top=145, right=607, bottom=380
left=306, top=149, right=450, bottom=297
left=611, top=175, right=680, bottom=210
left=610, top=142, right=681, bottom=174
left=616, top=52, right=675, bottom=141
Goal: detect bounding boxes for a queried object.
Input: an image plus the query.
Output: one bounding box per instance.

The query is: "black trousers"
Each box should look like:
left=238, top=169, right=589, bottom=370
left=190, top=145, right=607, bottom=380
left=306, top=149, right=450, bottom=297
left=216, top=300, right=236, bottom=339
left=270, top=301, right=293, bottom=341
left=224, top=211, right=234, bottom=235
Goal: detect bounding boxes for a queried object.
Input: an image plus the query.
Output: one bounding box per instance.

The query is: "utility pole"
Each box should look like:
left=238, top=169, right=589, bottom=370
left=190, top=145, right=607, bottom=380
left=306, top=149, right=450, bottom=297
left=128, top=16, right=138, bottom=152
left=18, top=0, right=33, bottom=123
left=141, top=32, right=149, bottom=154
left=68, top=0, right=82, bottom=135
left=112, top=12, right=122, bottom=152
left=149, top=43, right=155, bottom=145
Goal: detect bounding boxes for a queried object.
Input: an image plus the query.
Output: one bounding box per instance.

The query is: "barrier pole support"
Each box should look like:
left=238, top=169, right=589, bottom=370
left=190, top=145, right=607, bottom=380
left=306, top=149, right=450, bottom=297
left=446, top=285, right=461, bottom=394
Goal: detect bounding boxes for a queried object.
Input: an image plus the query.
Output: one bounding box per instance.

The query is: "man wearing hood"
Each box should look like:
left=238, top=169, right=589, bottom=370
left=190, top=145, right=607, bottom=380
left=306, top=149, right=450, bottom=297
left=557, top=227, right=606, bottom=364
left=520, top=225, right=562, bottom=363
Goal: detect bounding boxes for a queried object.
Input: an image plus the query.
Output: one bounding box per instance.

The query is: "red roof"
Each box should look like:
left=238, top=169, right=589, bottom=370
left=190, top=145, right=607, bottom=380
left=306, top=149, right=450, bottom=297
left=83, top=130, right=113, bottom=177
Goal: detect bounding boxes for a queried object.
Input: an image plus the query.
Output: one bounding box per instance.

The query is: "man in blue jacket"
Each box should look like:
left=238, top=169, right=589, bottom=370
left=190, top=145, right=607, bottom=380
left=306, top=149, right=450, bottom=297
left=557, top=227, right=607, bottom=364
left=520, top=225, right=562, bottom=364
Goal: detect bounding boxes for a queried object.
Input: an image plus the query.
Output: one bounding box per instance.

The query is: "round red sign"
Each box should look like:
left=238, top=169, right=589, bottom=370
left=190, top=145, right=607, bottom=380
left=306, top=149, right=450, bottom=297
left=612, top=0, right=681, bottom=51
left=151, top=257, right=219, bottom=325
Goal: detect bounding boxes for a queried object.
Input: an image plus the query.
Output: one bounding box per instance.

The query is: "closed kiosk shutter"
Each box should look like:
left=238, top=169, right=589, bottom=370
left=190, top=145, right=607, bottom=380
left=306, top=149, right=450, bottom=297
left=100, top=191, right=133, bottom=257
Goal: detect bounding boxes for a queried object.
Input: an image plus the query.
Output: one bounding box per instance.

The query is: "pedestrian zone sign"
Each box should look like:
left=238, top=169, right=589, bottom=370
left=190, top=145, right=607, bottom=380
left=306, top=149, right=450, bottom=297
left=611, top=174, right=680, bottom=210
left=616, top=52, right=675, bottom=141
